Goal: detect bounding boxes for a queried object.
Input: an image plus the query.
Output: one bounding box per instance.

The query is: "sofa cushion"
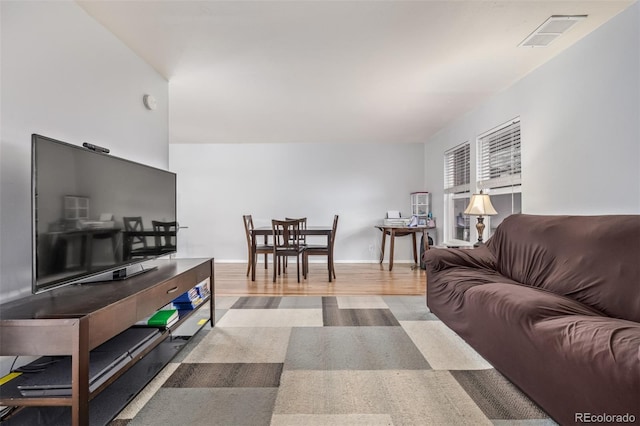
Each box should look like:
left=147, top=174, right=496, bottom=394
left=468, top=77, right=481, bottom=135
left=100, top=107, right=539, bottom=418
left=485, top=214, right=640, bottom=322
left=453, top=282, right=640, bottom=424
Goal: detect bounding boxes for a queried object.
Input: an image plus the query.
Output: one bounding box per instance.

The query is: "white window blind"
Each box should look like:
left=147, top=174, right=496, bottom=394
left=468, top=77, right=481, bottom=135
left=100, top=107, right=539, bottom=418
left=444, top=142, right=470, bottom=194
left=477, top=119, right=521, bottom=189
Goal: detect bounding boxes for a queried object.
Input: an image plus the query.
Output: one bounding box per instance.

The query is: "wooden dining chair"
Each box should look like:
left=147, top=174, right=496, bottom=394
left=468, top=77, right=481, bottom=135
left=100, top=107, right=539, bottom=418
left=303, top=215, right=338, bottom=279
left=285, top=217, right=307, bottom=246
left=283, top=217, right=307, bottom=272
left=243, top=215, right=273, bottom=277
left=123, top=216, right=157, bottom=258
left=272, top=219, right=306, bottom=283
left=151, top=220, right=178, bottom=255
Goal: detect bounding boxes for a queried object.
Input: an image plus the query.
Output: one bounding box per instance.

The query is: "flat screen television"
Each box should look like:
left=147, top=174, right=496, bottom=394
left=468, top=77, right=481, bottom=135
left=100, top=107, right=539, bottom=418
left=32, top=134, right=177, bottom=294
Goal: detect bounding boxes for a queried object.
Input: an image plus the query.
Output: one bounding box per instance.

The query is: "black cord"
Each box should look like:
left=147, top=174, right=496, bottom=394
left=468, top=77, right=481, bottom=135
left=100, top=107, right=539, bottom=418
left=10, top=356, right=60, bottom=374
left=8, top=355, right=19, bottom=374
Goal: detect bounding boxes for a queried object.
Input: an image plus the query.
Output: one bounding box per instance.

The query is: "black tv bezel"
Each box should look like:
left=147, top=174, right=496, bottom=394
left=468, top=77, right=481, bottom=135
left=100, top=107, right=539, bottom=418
left=31, top=134, right=178, bottom=294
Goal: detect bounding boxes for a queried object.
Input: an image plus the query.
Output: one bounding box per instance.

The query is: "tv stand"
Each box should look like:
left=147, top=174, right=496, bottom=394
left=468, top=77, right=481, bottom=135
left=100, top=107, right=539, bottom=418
left=76, top=262, right=159, bottom=285
left=111, top=263, right=158, bottom=280
left=0, top=258, right=214, bottom=426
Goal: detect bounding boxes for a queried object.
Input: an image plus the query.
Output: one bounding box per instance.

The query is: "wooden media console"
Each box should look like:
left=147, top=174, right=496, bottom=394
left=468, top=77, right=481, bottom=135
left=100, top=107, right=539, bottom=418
left=0, top=258, right=214, bottom=426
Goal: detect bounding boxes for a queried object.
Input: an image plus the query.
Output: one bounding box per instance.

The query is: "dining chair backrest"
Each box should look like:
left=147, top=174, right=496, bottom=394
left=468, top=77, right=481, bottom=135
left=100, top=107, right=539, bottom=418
left=272, top=219, right=302, bottom=251
left=152, top=220, right=178, bottom=250
left=243, top=214, right=254, bottom=245
left=330, top=214, right=339, bottom=248
left=123, top=216, right=147, bottom=248
left=285, top=217, right=307, bottom=245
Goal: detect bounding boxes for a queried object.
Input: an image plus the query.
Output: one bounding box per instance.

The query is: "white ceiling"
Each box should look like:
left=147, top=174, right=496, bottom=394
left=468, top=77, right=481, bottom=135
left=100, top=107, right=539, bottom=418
left=77, top=0, right=634, bottom=144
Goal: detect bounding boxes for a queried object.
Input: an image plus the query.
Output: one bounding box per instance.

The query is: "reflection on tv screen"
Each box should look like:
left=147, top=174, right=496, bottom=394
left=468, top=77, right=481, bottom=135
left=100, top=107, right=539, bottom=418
left=33, top=135, right=177, bottom=293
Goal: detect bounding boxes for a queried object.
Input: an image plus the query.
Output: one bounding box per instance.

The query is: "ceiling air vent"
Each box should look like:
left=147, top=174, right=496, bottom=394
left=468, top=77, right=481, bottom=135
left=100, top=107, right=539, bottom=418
left=519, top=15, right=587, bottom=48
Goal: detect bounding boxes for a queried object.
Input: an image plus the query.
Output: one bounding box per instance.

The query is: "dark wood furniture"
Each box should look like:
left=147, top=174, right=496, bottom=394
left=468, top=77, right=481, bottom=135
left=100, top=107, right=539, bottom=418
left=251, top=226, right=334, bottom=282
left=0, top=258, right=214, bottom=426
left=242, top=215, right=273, bottom=277
left=303, top=215, right=339, bottom=279
left=375, top=225, right=431, bottom=271
left=271, top=219, right=306, bottom=283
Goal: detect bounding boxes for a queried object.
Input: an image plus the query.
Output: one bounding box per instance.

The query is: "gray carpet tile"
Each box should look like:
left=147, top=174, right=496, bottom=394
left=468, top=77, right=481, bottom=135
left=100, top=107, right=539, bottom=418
left=322, top=296, right=400, bottom=326
left=273, top=370, right=492, bottom=425
left=278, top=296, right=323, bottom=309
left=284, top=326, right=431, bottom=370
left=214, top=296, right=240, bottom=310
left=324, top=308, right=401, bottom=326
left=336, top=296, right=389, bottom=309
left=214, top=308, right=228, bottom=324
left=451, top=369, right=551, bottom=420
left=231, top=296, right=282, bottom=309
left=126, top=388, right=278, bottom=426
left=383, top=295, right=439, bottom=321
left=183, top=326, right=292, bottom=364
left=163, top=363, right=283, bottom=388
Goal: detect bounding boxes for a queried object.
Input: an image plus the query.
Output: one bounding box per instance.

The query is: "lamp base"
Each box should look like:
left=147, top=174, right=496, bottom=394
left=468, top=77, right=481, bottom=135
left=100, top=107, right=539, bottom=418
left=474, top=216, right=486, bottom=246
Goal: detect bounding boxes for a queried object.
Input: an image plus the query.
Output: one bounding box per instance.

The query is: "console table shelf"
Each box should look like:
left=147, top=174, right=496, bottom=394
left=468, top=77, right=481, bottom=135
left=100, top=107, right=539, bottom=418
left=0, top=258, right=214, bottom=426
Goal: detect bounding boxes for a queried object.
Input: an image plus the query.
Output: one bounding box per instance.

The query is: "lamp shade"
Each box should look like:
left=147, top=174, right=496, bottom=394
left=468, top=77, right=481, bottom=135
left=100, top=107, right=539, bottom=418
left=464, top=192, right=498, bottom=216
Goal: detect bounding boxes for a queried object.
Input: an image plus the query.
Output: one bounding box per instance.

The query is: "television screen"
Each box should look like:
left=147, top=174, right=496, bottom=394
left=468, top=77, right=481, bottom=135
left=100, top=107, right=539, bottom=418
left=32, top=134, right=177, bottom=293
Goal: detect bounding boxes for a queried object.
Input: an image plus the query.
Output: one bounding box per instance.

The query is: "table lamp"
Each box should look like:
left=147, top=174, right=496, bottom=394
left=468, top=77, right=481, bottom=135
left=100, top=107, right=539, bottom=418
left=463, top=190, right=497, bottom=246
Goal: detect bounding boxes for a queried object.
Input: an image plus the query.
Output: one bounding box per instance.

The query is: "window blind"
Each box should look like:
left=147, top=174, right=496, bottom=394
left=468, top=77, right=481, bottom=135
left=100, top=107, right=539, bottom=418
left=477, top=119, right=521, bottom=189
left=444, top=142, right=470, bottom=194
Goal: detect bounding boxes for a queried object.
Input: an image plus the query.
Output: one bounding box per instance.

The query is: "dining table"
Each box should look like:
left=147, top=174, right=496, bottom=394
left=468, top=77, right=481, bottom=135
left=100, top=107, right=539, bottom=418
left=250, top=225, right=334, bottom=282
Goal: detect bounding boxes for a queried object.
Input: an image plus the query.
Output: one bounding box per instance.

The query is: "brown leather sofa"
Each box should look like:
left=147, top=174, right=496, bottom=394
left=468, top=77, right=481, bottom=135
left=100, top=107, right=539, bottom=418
left=424, top=214, right=640, bottom=425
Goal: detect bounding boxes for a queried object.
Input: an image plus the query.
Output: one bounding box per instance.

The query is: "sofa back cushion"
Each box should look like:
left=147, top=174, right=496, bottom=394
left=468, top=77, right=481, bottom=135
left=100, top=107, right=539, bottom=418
left=486, top=214, right=640, bottom=322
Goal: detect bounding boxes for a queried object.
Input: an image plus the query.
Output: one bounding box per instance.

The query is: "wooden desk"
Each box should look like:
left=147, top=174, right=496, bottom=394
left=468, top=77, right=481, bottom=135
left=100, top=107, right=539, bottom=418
left=251, top=226, right=334, bottom=282
left=375, top=226, right=432, bottom=271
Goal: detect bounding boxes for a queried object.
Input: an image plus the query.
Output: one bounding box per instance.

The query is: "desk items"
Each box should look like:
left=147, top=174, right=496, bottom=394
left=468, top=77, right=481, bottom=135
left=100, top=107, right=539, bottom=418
left=377, top=191, right=436, bottom=270
left=384, top=211, right=410, bottom=226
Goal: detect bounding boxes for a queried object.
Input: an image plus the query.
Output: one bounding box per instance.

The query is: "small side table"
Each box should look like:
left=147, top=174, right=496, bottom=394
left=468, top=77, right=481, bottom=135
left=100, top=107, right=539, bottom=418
left=375, top=225, right=434, bottom=271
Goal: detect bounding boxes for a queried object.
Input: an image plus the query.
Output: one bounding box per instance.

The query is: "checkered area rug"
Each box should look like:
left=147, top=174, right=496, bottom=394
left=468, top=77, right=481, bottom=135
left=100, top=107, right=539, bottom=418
left=111, top=296, right=557, bottom=426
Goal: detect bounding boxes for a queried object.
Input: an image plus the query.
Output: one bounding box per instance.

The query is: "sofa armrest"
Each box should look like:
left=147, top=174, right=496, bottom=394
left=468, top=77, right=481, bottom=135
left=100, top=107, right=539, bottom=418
left=423, top=246, right=496, bottom=272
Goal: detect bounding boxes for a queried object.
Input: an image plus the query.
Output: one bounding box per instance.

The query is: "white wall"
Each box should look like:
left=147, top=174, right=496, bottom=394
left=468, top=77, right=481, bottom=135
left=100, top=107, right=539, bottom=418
left=425, top=2, right=640, bottom=243
left=169, top=143, right=425, bottom=263
left=0, top=1, right=169, bottom=302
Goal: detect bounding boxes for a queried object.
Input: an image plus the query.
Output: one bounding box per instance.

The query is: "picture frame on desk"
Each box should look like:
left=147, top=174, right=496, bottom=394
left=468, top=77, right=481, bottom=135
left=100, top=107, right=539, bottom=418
left=418, top=218, right=427, bottom=226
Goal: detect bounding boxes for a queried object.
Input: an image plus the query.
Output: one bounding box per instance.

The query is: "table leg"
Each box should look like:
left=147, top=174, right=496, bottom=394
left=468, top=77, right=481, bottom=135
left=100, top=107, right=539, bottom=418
left=379, top=230, right=386, bottom=264
left=251, top=234, right=257, bottom=281
left=264, top=235, right=268, bottom=269
left=412, top=232, right=418, bottom=264
left=328, top=232, right=332, bottom=282
left=389, top=229, right=395, bottom=271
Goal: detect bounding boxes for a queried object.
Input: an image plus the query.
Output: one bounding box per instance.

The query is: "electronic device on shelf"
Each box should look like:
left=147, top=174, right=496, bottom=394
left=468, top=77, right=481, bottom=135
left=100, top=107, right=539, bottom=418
left=31, top=134, right=178, bottom=294
left=16, top=328, right=160, bottom=396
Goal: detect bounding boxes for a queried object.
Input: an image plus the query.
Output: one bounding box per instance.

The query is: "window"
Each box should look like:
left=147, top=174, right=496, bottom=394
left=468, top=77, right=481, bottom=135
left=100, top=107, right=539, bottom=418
left=444, top=143, right=471, bottom=243
left=477, top=118, right=522, bottom=236
left=477, top=118, right=521, bottom=190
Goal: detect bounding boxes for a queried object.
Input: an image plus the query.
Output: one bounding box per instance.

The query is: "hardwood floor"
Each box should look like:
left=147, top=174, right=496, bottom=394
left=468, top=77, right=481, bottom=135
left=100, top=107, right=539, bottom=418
left=214, top=262, right=426, bottom=296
